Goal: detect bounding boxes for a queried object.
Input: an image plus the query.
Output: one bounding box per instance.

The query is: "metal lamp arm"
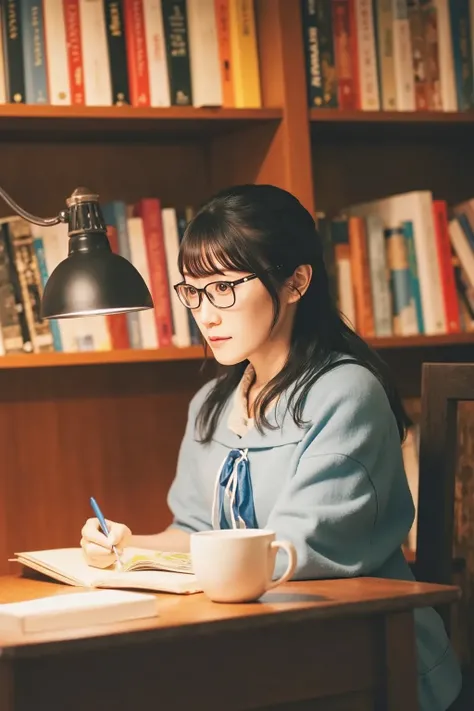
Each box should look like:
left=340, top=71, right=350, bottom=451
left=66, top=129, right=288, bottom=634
left=0, top=186, right=69, bottom=227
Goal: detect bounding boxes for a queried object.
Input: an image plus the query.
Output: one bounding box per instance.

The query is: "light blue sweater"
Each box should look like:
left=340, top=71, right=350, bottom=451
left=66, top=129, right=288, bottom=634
left=167, top=362, right=462, bottom=710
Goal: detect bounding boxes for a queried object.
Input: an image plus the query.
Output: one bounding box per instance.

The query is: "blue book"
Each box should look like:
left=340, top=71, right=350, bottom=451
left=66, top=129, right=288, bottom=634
left=33, top=237, right=63, bottom=351
left=20, top=0, right=48, bottom=103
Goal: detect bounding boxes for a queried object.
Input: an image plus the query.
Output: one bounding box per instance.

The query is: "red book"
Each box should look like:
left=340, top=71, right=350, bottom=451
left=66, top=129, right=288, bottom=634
left=123, top=0, right=150, bottom=107
left=432, top=200, right=461, bottom=333
left=332, top=0, right=358, bottom=109
left=134, top=199, right=172, bottom=346
left=63, top=0, right=84, bottom=105
left=106, top=226, right=131, bottom=350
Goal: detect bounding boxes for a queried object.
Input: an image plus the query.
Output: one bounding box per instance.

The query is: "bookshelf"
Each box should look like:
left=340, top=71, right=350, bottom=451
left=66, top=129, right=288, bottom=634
left=0, top=0, right=472, bottom=576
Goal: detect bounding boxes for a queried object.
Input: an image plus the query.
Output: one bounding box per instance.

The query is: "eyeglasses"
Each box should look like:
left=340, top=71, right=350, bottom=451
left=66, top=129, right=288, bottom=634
left=174, top=274, right=258, bottom=310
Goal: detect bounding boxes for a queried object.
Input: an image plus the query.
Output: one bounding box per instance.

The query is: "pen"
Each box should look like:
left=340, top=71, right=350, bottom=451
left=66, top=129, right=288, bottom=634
left=89, top=496, right=123, bottom=569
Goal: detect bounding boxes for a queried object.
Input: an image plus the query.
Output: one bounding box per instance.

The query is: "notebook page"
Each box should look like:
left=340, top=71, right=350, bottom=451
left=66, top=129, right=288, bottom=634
left=13, top=548, right=109, bottom=587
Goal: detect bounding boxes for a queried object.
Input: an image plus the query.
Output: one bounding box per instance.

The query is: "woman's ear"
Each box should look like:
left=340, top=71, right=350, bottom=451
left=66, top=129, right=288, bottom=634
left=286, top=265, right=312, bottom=303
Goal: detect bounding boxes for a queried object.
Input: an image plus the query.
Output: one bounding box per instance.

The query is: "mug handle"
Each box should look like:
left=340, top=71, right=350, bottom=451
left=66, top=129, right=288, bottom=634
left=266, top=540, right=297, bottom=590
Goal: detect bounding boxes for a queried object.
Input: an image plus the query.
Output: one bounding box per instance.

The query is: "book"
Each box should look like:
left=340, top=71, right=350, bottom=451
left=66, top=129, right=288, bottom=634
left=0, top=589, right=159, bottom=634
left=11, top=547, right=201, bottom=595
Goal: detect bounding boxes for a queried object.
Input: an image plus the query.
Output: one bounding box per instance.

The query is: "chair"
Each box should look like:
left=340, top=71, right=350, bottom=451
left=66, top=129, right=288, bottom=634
left=414, top=362, right=473, bottom=631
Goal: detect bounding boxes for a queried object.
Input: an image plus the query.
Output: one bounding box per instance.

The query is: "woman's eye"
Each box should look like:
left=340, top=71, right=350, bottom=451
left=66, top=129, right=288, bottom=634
left=187, top=286, right=198, bottom=295
left=216, top=282, right=230, bottom=293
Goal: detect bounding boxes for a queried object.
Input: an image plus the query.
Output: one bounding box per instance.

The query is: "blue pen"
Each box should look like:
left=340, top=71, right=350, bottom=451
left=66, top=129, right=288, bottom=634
left=89, top=496, right=123, bottom=569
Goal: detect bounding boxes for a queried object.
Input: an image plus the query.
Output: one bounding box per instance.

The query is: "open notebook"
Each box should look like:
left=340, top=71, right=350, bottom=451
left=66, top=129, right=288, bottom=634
left=11, top=548, right=202, bottom=595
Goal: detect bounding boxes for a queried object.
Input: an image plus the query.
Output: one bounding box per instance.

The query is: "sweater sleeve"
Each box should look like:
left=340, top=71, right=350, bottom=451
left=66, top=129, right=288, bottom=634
left=266, top=368, right=415, bottom=580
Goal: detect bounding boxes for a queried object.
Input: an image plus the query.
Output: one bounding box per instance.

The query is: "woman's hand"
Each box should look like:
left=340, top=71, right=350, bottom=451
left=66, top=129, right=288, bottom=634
left=80, top=517, right=132, bottom=569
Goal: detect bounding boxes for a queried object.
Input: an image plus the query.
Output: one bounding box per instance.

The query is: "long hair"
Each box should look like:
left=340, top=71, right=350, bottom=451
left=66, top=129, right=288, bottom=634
left=178, top=184, right=410, bottom=444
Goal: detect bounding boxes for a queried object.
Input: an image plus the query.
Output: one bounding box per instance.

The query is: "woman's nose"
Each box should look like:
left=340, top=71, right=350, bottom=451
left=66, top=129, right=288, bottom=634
left=198, top=294, right=222, bottom=327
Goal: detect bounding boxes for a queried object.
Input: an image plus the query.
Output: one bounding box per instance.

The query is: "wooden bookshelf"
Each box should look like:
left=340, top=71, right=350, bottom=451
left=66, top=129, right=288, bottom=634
left=0, top=0, right=471, bottom=578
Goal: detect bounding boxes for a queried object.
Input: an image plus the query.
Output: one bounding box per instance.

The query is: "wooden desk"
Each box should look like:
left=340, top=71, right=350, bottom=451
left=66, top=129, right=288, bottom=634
left=0, top=575, right=460, bottom=711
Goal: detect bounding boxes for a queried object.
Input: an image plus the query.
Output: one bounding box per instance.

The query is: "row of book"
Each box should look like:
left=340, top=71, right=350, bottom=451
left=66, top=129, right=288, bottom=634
left=0, top=199, right=202, bottom=356
left=0, top=0, right=261, bottom=109
left=302, top=0, right=474, bottom=112
left=318, top=190, right=474, bottom=338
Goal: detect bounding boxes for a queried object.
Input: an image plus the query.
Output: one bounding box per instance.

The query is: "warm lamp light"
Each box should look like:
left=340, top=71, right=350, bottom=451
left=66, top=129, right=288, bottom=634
left=0, top=186, right=154, bottom=319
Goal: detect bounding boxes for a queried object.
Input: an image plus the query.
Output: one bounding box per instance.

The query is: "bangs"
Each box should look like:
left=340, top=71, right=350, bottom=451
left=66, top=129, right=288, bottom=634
left=178, top=212, right=256, bottom=278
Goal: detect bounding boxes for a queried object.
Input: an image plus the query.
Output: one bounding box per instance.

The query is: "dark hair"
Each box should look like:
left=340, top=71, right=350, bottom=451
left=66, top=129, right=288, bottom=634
left=178, top=184, right=410, bottom=444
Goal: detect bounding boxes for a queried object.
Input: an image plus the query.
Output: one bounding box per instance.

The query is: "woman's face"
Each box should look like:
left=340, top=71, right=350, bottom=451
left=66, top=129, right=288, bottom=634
left=183, top=269, right=279, bottom=366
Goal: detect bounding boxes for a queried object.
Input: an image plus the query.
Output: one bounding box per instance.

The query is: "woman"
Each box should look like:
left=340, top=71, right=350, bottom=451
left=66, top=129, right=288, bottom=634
left=81, top=184, right=461, bottom=710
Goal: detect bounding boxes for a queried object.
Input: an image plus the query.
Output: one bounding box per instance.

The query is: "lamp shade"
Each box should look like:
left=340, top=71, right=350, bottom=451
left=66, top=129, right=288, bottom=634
left=41, top=249, right=154, bottom=319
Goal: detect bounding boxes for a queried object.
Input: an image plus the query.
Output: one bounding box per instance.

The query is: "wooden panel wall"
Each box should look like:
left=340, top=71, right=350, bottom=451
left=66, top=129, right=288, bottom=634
left=0, top=358, right=214, bottom=573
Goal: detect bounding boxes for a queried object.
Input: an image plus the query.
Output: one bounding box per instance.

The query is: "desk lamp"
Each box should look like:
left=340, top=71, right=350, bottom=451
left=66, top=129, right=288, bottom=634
left=0, top=185, right=154, bottom=319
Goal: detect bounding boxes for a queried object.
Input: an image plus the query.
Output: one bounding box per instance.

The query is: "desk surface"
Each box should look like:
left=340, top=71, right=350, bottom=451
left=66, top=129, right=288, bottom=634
left=0, top=574, right=460, bottom=659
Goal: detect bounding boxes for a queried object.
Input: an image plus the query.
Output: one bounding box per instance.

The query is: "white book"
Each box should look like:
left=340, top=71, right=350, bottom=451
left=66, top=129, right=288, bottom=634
left=127, top=216, right=158, bottom=349
left=345, top=191, right=446, bottom=335
left=79, top=0, right=113, bottom=106
left=392, top=0, right=415, bottom=110
left=337, top=257, right=357, bottom=330
left=435, top=0, right=457, bottom=111
left=143, top=0, right=171, bottom=107
left=187, top=0, right=223, bottom=107
left=0, top=589, right=158, bottom=634
left=43, top=0, right=71, bottom=105
left=355, top=0, right=380, bottom=110
left=161, top=208, right=191, bottom=347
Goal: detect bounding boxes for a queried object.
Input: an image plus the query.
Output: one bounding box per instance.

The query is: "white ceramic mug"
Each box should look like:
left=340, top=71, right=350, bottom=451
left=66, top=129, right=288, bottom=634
left=190, top=529, right=297, bottom=603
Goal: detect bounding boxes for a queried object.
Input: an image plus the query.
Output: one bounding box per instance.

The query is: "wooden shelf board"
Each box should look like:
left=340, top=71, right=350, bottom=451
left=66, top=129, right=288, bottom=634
left=0, top=105, right=283, bottom=141
left=0, top=346, right=205, bottom=369
left=368, top=332, right=474, bottom=349
left=309, top=109, right=474, bottom=141
left=0, top=333, right=472, bottom=369
left=310, top=109, right=474, bottom=124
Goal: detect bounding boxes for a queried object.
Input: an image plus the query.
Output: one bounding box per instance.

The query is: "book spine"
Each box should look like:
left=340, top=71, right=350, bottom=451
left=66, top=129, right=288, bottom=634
left=354, top=0, right=380, bottom=110
left=43, top=0, right=71, bottom=104
left=2, top=222, right=33, bottom=352
left=187, top=0, right=222, bottom=107
left=392, top=0, right=415, bottom=110
left=142, top=0, right=170, bottom=107
left=316, top=0, right=337, bottom=107
left=32, top=236, right=63, bottom=351
left=0, top=223, right=28, bottom=353
left=2, top=0, right=26, bottom=102
left=432, top=201, right=461, bottom=332
left=103, top=0, right=131, bottom=104
left=63, top=0, right=85, bottom=104
left=105, top=225, right=131, bottom=349
left=348, top=216, right=374, bottom=337
left=449, top=0, right=474, bottom=110
left=134, top=198, right=173, bottom=347
left=123, top=0, right=150, bottom=106
left=79, top=0, right=113, bottom=106
left=374, top=0, right=397, bottom=110
left=301, top=0, right=324, bottom=108
left=214, top=0, right=234, bottom=107
left=20, top=0, right=49, bottom=103
left=228, top=0, right=261, bottom=108
left=402, top=220, right=425, bottom=333
left=365, top=213, right=393, bottom=337
left=332, top=0, right=357, bottom=108
left=8, top=218, right=54, bottom=353
left=161, top=0, right=193, bottom=105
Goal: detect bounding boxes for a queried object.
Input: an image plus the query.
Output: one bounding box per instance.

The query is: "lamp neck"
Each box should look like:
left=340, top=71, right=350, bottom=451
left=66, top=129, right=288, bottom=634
left=65, top=187, right=110, bottom=255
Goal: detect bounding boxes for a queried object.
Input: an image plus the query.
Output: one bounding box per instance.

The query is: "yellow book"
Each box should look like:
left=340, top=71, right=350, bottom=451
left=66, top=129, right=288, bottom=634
left=11, top=547, right=201, bottom=595
left=229, top=0, right=262, bottom=107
